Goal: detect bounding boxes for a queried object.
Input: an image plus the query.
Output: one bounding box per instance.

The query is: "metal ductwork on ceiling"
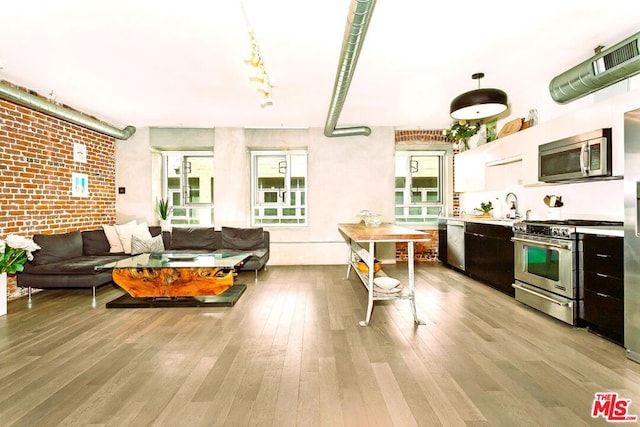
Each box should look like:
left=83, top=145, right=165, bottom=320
left=549, top=30, right=640, bottom=104
left=0, top=81, right=136, bottom=140
left=324, top=0, right=376, bottom=138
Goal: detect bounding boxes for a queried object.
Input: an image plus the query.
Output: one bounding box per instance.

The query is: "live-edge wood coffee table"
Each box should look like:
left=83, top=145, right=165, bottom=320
left=96, top=251, right=251, bottom=298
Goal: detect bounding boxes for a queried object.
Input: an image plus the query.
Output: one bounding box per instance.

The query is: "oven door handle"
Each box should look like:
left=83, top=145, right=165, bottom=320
left=512, top=283, right=571, bottom=307
left=510, top=237, right=571, bottom=250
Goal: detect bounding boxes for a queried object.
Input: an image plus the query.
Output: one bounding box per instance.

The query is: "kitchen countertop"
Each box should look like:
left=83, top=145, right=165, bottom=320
left=576, top=226, right=624, bottom=237
left=440, top=216, right=624, bottom=237
left=440, top=216, right=516, bottom=227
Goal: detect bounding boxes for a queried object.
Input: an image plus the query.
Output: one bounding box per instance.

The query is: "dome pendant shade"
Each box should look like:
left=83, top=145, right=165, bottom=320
left=450, top=88, right=508, bottom=120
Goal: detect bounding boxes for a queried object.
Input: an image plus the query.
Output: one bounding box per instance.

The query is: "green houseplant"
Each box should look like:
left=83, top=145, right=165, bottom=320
left=157, top=197, right=173, bottom=220
left=157, top=197, right=173, bottom=231
left=1, top=235, right=40, bottom=274
left=475, top=201, right=494, bottom=217
left=1, top=235, right=40, bottom=316
left=444, top=120, right=481, bottom=151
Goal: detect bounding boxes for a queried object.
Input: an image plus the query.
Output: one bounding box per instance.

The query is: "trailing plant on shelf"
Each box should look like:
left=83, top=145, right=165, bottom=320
left=444, top=120, right=481, bottom=151
left=157, top=197, right=173, bottom=220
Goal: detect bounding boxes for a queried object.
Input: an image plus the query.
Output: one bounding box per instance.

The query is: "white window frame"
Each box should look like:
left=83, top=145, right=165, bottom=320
left=251, top=149, right=307, bottom=226
left=161, top=151, right=214, bottom=226
left=395, top=150, right=446, bottom=224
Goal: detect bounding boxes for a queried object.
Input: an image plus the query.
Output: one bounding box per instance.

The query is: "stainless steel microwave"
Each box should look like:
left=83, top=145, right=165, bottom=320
left=538, top=128, right=612, bottom=182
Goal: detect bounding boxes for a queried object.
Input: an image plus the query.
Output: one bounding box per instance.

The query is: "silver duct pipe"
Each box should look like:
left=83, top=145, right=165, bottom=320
left=0, top=81, right=136, bottom=140
left=324, top=0, right=376, bottom=138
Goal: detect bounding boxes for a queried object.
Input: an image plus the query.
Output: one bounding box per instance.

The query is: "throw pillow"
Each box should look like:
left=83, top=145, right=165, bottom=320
left=170, top=227, right=217, bottom=250
left=221, top=226, right=264, bottom=250
left=32, top=231, right=83, bottom=265
left=116, top=222, right=153, bottom=254
left=102, top=220, right=135, bottom=253
left=82, top=229, right=112, bottom=255
left=131, top=234, right=165, bottom=255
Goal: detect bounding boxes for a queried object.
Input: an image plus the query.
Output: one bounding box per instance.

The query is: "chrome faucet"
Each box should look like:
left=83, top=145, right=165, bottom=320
left=505, top=192, right=519, bottom=219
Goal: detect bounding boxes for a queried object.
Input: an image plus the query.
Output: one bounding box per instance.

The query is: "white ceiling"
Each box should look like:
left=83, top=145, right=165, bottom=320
left=1, top=0, right=639, bottom=132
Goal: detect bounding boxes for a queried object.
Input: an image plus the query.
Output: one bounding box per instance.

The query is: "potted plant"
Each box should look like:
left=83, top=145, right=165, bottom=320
left=0, top=235, right=40, bottom=316
left=444, top=120, right=481, bottom=151
left=476, top=201, right=494, bottom=217
left=157, top=197, right=173, bottom=231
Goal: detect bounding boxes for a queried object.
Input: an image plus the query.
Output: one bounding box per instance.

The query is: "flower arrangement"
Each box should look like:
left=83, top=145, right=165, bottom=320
left=444, top=120, right=481, bottom=150
left=0, top=235, right=40, bottom=274
left=157, top=197, right=173, bottom=220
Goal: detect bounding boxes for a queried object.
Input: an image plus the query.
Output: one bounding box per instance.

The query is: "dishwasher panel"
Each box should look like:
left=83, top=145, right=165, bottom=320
left=446, top=220, right=465, bottom=271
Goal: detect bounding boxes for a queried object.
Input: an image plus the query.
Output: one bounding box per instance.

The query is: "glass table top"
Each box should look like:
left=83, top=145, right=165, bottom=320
left=95, top=252, right=252, bottom=270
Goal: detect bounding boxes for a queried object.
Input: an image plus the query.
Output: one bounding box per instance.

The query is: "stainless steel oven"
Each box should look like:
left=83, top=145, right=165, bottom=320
left=512, top=219, right=623, bottom=325
left=512, top=224, right=578, bottom=325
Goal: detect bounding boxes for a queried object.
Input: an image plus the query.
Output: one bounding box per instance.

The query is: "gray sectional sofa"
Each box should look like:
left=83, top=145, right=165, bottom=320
left=18, top=226, right=270, bottom=298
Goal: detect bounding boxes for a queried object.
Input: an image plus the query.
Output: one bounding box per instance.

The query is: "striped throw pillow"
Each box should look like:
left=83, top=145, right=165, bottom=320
left=131, top=234, right=165, bottom=255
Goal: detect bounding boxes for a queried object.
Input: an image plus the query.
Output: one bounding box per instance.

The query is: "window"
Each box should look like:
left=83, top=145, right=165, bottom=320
left=163, top=153, right=214, bottom=226
left=251, top=150, right=307, bottom=226
left=395, top=151, right=445, bottom=224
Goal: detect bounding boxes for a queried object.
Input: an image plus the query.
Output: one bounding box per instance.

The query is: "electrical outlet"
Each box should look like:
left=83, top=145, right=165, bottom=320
left=118, top=187, right=126, bottom=194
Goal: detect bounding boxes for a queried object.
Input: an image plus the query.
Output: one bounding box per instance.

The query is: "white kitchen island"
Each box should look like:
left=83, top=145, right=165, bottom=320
left=338, top=222, right=430, bottom=326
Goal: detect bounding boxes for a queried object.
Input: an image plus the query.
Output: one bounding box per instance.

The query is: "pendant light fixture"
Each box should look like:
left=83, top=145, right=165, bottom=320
left=450, top=73, right=508, bottom=120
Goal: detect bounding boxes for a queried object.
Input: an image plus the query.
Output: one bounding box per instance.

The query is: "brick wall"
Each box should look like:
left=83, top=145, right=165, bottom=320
left=395, top=129, right=458, bottom=262
left=0, top=87, right=117, bottom=297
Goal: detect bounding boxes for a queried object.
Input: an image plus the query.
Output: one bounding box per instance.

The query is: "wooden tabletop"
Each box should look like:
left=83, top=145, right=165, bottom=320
left=338, top=222, right=431, bottom=242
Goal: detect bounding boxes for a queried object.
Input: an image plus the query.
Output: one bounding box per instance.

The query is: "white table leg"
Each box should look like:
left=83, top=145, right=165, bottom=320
left=408, top=241, right=426, bottom=325
left=344, top=239, right=353, bottom=280
left=359, top=240, right=375, bottom=326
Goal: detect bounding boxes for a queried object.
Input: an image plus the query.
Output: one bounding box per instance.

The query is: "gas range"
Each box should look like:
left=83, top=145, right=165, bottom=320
left=512, top=219, right=623, bottom=240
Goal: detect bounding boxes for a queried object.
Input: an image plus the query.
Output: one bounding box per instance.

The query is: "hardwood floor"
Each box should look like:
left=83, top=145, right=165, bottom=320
left=1, top=263, right=639, bottom=426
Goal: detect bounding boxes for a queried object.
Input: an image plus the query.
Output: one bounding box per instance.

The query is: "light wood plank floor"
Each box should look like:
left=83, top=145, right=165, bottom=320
left=1, top=263, right=640, bottom=426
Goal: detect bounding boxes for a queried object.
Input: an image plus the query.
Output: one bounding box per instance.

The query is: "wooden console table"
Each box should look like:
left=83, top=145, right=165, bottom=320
left=338, top=223, right=430, bottom=326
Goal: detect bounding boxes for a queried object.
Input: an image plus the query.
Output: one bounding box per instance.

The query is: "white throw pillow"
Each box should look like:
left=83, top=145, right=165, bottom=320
left=116, top=222, right=152, bottom=254
left=102, top=220, right=136, bottom=253
left=131, top=234, right=165, bottom=255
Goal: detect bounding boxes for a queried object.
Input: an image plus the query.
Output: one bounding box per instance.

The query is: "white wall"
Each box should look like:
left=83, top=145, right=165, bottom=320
left=115, top=126, right=398, bottom=265
left=114, top=127, right=155, bottom=224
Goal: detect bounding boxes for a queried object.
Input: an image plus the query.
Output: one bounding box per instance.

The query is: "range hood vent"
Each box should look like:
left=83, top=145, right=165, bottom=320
left=549, top=31, right=640, bottom=104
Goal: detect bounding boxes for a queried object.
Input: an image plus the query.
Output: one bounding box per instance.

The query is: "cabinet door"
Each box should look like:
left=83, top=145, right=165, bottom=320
left=580, top=234, right=623, bottom=344
left=464, top=224, right=515, bottom=296
left=581, top=234, right=623, bottom=279
left=438, top=228, right=447, bottom=263
left=465, top=232, right=497, bottom=284
left=495, top=237, right=515, bottom=296
left=583, top=290, right=624, bottom=345
left=454, top=151, right=486, bottom=192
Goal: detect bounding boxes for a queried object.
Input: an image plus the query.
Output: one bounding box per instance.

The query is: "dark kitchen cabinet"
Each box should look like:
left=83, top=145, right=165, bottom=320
left=579, top=233, right=624, bottom=345
left=465, top=222, right=514, bottom=296
left=438, top=219, right=447, bottom=264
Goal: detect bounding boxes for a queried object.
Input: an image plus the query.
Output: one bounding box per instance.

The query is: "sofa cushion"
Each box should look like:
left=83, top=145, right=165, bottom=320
left=25, top=255, right=127, bottom=275
left=170, top=227, right=217, bottom=250
left=31, top=231, right=83, bottom=266
left=221, top=226, right=264, bottom=250
left=148, top=226, right=162, bottom=237
left=131, top=234, right=165, bottom=255
left=82, top=229, right=112, bottom=255
left=116, top=222, right=153, bottom=254
left=102, top=220, right=135, bottom=253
